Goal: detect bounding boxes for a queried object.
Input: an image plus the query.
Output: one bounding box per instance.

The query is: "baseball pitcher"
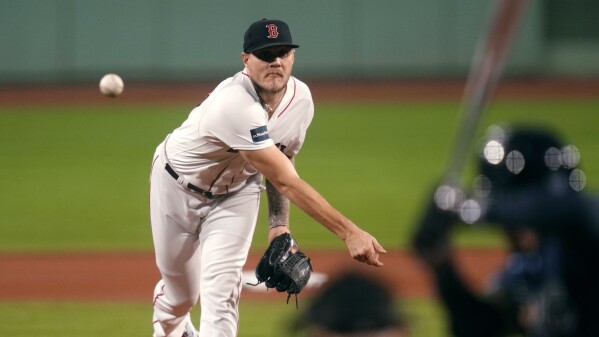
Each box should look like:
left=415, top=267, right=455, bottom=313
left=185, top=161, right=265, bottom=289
left=149, top=18, right=385, bottom=337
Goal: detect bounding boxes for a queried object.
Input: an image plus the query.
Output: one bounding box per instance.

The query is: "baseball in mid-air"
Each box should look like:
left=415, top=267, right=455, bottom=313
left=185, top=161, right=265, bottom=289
left=99, top=73, right=124, bottom=97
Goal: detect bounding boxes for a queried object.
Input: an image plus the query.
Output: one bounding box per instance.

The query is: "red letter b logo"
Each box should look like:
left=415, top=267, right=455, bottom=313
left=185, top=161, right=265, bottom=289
left=266, top=24, right=279, bottom=39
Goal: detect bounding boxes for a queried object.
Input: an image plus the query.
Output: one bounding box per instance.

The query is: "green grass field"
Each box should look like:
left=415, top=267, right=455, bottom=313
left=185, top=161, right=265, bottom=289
left=1, top=99, right=598, bottom=251
left=0, top=298, right=447, bottom=337
left=0, top=98, right=597, bottom=336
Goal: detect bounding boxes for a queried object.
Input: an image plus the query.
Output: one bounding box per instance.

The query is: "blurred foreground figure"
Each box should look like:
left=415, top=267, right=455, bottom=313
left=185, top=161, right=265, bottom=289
left=413, top=124, right=599, bottom=337
left=293, top=271, right=409, bottom=337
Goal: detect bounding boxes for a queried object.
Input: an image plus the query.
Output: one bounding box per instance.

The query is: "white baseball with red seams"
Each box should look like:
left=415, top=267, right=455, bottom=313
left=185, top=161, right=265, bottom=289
left=99, top=73, right=124, bottom=97
left=150, top=68, right=313, bottom=337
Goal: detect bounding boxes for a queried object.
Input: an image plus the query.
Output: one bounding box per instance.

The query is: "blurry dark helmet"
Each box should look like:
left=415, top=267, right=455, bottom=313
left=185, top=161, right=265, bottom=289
left=474, top=124, right=587, bottom=231
left=476, top=124, right=583, bottom=194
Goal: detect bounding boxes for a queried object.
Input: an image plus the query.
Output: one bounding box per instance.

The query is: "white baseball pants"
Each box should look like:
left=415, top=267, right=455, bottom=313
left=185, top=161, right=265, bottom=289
left=150, top=141, right=262, bottom=337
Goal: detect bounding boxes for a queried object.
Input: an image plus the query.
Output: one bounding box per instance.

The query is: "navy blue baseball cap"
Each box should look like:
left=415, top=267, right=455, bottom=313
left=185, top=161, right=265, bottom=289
left=243, top=18, right=299, bottom=53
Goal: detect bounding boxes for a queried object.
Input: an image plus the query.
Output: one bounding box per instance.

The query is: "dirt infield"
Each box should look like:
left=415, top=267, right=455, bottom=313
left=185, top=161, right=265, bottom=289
left=1, top=78, right=598, bottom=107
left=0, top=248, right=506, bottom=301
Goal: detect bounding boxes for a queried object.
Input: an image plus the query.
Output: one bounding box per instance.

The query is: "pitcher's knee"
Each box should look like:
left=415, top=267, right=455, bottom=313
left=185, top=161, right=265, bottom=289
left=171, top=298, right=197, bottom=317
left=155, top=294, right=197, bottom=318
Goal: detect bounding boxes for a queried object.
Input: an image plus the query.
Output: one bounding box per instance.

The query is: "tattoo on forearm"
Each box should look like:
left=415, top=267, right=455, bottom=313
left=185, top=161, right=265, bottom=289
left=265, top=179, right=290, bottom=228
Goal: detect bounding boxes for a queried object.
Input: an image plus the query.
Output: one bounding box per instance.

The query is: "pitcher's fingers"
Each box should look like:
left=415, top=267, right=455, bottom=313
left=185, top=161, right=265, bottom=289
left=367, top=251, right=384, bottom=267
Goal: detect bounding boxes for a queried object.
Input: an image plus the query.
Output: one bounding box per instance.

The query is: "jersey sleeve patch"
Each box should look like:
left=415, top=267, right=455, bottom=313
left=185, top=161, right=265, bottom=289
left=250, top=125, right=270, bottom=143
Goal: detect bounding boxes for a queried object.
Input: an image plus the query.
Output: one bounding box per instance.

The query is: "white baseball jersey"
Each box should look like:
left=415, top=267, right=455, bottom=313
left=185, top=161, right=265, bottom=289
left=165, top=69, right=314, bottom=195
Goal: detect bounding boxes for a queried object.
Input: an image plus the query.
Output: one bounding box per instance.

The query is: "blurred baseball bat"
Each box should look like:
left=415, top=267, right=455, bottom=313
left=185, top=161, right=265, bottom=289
left=413, top=0, right=531, bottom=263
left=443, top=0, right=531, bottom=188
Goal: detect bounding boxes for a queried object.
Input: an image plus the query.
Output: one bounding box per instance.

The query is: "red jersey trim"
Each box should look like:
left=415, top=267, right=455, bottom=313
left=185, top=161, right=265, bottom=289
left=277, top=77, right=296, bottom=118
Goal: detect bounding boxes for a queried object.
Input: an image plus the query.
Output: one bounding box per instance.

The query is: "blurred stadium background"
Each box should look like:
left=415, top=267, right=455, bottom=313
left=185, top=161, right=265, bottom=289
left=1, top=1, right=598, bottom=336
left=2, top=0, right=599, bottom=82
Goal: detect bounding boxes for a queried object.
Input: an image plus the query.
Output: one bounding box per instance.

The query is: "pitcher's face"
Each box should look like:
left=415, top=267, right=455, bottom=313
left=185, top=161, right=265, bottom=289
left=242, top=46, right=295, bottom=94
